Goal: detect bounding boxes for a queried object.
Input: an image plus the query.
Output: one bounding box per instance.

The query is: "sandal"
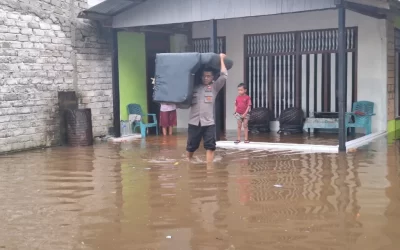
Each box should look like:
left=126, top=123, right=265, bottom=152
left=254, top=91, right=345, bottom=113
left=244, top=140, right=250, bottom=143
left=234, top=140, right=241, bottom=144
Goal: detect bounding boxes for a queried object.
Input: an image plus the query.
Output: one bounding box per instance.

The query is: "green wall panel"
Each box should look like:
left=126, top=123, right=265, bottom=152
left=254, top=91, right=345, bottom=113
left=118, top=32, right=147, bottom=121
left=395, top=16, right=400, bottom=29
left=387, top=119, right=400, bottom=143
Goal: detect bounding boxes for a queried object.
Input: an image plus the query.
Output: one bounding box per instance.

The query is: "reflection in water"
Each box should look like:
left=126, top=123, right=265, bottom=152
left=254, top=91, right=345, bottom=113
left=0, top=135, right=399, bottom=250
left=188, top=163, right=230, bottom=250
left=382, top=144, right=400, bottom=249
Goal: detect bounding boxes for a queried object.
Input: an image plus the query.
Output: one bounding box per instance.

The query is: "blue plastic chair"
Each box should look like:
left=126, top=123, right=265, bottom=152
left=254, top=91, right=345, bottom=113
left=345, top=101, right=375, bottom=136
left=127, top=104, right=158, bottom=138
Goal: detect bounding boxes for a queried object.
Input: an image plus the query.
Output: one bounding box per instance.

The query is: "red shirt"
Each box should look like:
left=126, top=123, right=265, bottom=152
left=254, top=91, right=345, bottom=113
left=235, top=95, right=252, bottom=114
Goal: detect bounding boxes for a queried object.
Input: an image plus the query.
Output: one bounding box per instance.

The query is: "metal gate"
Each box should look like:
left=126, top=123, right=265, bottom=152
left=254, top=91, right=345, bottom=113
left=192, top=37, right=226, bottom=53
left=245, top=28, right=358, bottom=119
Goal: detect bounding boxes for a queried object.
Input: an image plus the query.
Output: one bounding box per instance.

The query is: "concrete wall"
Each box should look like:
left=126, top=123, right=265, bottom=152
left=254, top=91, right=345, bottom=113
left=176, top=9, right=388, bottom=133
left=117, top=32, right=147, bottom=121
left=0, top=0, right=113, bottom=153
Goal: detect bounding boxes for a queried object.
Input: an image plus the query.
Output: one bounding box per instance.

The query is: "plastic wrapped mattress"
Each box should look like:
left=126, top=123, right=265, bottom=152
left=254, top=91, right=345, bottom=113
left=153, top=53, right=233, bottom=108
left=153, top=53, right=201, bottom=105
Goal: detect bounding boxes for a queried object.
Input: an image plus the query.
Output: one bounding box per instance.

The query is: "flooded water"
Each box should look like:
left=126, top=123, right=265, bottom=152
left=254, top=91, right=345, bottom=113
left=1, top=134, right=400, bottom=250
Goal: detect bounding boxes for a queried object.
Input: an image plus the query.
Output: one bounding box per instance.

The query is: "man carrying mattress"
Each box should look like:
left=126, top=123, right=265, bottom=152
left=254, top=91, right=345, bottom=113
left=187, top=53, right=227, bottom=163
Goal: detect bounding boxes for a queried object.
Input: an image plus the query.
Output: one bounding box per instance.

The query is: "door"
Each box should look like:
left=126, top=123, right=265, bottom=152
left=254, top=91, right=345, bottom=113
left=145, top=33, right=170, bottom=135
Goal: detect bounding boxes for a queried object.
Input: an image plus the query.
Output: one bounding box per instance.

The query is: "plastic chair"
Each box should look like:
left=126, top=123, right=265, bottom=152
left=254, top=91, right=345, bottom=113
left=127, top=104, right=158, bottom=138
left=345, top=101, right=375, bottom=136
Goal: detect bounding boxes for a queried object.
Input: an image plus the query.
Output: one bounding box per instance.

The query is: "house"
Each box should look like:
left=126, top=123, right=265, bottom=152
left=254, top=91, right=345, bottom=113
left=80, top=0, right=400, bottom=150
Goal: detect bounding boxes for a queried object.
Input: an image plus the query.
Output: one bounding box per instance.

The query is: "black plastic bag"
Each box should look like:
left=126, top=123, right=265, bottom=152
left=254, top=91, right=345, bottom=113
left=201, top=53, right=234, bottom=70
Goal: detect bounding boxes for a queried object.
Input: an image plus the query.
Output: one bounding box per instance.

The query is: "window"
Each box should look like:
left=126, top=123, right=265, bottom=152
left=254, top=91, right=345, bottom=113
left=244, top=28, right=358, bottom=119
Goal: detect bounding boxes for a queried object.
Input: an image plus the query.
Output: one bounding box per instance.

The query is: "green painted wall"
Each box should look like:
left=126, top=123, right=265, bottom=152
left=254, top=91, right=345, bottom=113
left=395, top=17, right=400, bottom=28
left=118, top=32, right=147, bottom=121
left=170, top=35, right=174, bottom=51
left=387, top=119, right=400, bottom=143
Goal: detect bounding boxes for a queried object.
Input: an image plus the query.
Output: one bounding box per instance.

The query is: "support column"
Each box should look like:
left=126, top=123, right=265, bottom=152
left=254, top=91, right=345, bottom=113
left=185, top=23, right=193, bottom=52
left=210, top=19, right=218, bottom=53
left=210, top=19, right=221, bottom=141
left=112, top=29, right=121, bottom=137
left=386, top=14, right=397, bottom=142
left=337, top=0, right=347, bottom=151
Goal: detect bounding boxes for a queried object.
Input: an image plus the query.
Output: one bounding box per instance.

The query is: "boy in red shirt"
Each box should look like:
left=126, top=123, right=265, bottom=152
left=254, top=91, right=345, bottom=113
left=234, top=83, right=252, bottom=143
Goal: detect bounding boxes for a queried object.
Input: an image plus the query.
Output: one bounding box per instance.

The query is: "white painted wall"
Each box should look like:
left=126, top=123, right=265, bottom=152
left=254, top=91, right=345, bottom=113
left=176, top=9, right=387, bottom=133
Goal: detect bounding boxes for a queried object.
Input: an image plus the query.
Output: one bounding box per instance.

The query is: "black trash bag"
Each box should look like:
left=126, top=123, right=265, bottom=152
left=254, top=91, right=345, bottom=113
left=248, top=107, right=271, bottom=133
left=153, top=53, right=201, bottom=104
left=278, top=107, right=305, bottom=134
left=200, top=53, right=234, bottom=70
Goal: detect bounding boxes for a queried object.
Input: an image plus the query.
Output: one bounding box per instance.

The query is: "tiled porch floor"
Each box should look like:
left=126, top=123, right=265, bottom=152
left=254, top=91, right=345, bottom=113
left=221, top=130, right=361, bottom=145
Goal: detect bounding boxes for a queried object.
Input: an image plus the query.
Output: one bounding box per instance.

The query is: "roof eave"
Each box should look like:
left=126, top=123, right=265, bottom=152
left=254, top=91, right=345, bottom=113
left=78, top=0, right=147, bottom=21
left=342, top=0, right=390, bottom=19
left=78, top=11, right=110, bottom=20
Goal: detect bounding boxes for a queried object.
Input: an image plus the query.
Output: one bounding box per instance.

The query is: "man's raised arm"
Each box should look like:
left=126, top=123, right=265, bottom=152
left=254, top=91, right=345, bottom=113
left=220, top=53, right=227, bottom=73
left=214, top=53, right=228, bottom=92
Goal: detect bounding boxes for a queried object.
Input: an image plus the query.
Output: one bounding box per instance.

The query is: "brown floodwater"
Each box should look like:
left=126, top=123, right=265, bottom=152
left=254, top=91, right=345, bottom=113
left=1, top=134, right=400, bottom=250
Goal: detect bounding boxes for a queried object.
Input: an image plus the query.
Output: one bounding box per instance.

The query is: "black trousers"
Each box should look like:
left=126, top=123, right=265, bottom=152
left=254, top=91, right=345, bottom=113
left=186, top=124, right=216, bottom=152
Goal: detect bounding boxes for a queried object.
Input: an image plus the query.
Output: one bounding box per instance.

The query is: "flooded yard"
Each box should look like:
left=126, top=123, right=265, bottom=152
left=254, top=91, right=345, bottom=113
left=0, top=134, right=400, bottom=250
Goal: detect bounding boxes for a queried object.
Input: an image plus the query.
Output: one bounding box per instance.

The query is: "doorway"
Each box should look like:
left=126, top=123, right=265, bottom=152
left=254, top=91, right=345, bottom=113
left=145, top=33, right=170, bottom=135
left=192, top=37, right=227, bottom=134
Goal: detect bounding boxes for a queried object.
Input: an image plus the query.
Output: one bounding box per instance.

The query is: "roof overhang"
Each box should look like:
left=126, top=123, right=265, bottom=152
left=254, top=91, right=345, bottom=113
left=78, top=0, right=147, bottom=26
left=79, top=0, right=394, bottom=29
left=344, top=0, right=390, bottom=18
left=348, top=0, right=390, bottom=9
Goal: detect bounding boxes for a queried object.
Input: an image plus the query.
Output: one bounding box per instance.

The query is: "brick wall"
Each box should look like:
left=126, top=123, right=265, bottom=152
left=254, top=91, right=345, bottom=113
left=0, top=0, right=113, bottom=153
left=387, top=15, right=396, bottom=122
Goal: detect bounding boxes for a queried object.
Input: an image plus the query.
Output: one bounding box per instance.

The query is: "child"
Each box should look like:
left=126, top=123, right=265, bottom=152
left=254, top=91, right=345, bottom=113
left=160, top=103, right=177, bottom=135
left=234, top=83, right=251, bottom=144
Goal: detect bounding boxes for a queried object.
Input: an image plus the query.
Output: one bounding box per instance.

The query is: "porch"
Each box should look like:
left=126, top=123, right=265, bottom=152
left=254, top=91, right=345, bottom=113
left=219, top=130, right=386, bottom=153
left=222, top=131, right=359, bottom=145
left=79, top=0, right=397, bottom=152
left=111, top=129, right=384, bottom=153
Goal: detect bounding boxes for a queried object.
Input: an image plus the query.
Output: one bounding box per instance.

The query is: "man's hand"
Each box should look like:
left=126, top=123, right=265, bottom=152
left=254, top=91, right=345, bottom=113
left=219, top=53, right=227, bottom=74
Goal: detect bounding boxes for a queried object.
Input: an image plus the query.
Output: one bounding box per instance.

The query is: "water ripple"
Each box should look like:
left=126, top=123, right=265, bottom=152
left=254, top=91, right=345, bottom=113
left=0, top=136, right=399, bottom=250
